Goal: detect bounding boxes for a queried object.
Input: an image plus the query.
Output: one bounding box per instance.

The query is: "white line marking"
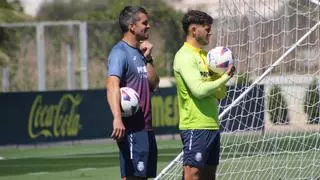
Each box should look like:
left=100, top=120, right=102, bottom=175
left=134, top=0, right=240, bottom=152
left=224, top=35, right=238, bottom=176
left=28, top=172, right=49, bottom=175
left=76, top=168, right=96, bottom=171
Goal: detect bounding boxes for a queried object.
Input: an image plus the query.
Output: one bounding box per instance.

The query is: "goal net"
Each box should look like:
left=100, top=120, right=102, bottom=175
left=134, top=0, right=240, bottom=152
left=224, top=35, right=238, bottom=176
left=156, top=0, right=320, bottom=179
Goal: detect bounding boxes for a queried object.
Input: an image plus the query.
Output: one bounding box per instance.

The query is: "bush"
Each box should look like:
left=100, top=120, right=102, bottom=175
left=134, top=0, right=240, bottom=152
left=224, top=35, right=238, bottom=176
left=304, top=79, right=320, bottom=124
left=268, top=85, right=289, bottom=124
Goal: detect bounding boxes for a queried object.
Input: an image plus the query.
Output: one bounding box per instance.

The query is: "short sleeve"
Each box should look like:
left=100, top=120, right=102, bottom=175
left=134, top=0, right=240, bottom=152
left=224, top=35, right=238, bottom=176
left=106, top=48, right=127, bottom=78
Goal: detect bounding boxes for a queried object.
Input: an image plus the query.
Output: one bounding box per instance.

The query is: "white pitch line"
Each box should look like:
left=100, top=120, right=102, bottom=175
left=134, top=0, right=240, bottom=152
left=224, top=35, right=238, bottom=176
left=28, top=172, right=49, bottom=175
left=76, top=168, right=97, bottom=171
left=0, top=157, right=5, bottom=160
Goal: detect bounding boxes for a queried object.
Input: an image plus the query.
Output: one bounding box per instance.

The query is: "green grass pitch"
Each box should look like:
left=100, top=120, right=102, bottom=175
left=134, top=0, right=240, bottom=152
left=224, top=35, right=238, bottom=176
left=0, top=140, right=181, bottom=180
left=0, top=133, right=319, bottom=180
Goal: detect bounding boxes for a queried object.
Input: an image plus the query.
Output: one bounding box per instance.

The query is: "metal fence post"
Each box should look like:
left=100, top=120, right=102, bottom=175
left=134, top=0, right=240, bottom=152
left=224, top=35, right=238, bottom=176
left=36, top=23, right=46, bottom=91
left=2, top=67, right=9, bottom=92
left=79, top=22, right=88, bottom=90
left=67, top=24, right=75, bottom=90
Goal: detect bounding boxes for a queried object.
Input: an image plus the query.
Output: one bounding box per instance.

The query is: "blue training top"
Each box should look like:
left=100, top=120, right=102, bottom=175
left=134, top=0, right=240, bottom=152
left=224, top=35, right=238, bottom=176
left=106, top=40, right=152, bottom=132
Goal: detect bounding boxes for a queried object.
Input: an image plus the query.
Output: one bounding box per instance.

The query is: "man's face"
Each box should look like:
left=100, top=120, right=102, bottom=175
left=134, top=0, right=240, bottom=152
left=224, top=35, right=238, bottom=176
left=194, top=24, right=212, bottom=45
left=131, top=12, right=151, bottom=41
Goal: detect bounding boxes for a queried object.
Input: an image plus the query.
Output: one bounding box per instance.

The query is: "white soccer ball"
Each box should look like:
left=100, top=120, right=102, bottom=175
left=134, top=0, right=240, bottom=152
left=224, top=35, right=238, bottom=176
left=207, top=46, right=234, bottom=73
left=120, top=87, right=140, bottom=117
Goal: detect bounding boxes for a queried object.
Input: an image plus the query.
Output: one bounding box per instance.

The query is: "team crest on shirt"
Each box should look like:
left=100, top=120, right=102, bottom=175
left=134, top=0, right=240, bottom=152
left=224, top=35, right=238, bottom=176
left=137, top=161, right=145, bottom=171
left=195, top=152, right=202, bottom=162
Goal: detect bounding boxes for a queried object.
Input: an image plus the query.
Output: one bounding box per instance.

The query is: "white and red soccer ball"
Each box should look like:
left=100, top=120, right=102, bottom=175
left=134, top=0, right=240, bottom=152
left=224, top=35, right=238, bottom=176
left=120, top=87, right=140, bottom=117
left=207, top=46, right=234, bottom=73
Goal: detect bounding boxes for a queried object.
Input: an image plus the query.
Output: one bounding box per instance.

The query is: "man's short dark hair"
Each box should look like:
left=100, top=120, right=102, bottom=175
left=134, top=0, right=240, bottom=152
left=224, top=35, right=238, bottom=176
left=182, top=10, right=213, bottom=34
left=119, top=6, right=148, bottom=33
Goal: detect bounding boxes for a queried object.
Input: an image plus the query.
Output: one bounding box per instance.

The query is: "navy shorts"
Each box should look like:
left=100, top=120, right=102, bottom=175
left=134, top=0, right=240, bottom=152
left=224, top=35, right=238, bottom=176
left=180, top=130, right=220, bottom=168
left=117, top=131, right=157, bottom=178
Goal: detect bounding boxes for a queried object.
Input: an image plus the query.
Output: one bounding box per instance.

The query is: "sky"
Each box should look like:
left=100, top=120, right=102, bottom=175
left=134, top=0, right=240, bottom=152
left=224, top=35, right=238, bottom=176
left=16, top=0, right=320, bottom=17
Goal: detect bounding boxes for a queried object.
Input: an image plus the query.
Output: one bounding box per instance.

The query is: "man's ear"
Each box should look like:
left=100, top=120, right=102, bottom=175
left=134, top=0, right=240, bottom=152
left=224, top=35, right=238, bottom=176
left=189, top=24, right=197, bottom=37
left=129, top=23, right=135, bottom=32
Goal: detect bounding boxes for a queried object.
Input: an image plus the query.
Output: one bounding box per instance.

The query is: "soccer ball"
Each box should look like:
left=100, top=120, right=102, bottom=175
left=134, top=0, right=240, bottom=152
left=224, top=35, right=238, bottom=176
left=207, top=46, right=234, bottom=73
left=120, top=87, right=140, bottom=117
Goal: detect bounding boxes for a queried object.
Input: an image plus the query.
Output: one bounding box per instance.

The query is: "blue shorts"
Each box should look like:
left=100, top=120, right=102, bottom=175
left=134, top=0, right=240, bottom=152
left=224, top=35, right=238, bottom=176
left=180, top=130, right=220, bottom=168
left=117, top=131, right=157, bottom=178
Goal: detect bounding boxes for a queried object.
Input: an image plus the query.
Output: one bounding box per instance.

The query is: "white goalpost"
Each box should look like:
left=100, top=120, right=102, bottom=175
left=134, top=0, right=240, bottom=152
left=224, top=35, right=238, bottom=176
left=156, top=0, right=320, bottom=179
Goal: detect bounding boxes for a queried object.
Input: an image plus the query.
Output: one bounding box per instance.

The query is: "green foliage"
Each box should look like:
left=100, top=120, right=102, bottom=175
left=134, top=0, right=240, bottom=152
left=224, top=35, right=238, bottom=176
left=235, top=72, right=252, bottom=86
left=0, top=0, right=31, bottom=67
left=268, top=85, right=289, bottom=124
left=0, top=27, right=23, bottom=68
left=0, top=49, right=9, bottom=66
left=304, top=79, right=320, bottom=124
left=0, top=0, right=28, bottom=22
left=0, top=0, right=12, bottom=9
left=37, top=0, right=185, bottom=76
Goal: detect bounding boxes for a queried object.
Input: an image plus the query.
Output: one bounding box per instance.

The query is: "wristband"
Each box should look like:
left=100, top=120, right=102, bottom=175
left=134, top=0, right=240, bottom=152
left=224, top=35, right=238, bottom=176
left=146, top=56, right=153, bottom=64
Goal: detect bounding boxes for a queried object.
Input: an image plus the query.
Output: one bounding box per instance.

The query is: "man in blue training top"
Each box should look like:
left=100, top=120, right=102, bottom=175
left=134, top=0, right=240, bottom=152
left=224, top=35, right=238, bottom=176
left=106, top=6, right=160, bottom=180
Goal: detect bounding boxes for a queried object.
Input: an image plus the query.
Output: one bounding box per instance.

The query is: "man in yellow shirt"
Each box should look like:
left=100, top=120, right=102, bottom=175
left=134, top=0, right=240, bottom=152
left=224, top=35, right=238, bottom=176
left=174, top=10, right=236, bottom=180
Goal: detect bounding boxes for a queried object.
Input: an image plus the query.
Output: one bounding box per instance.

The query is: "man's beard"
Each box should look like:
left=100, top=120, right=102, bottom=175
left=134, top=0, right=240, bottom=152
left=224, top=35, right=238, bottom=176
left=196, top=36, right=209, bottom=46
left=137, top=32, right=149, bottom=41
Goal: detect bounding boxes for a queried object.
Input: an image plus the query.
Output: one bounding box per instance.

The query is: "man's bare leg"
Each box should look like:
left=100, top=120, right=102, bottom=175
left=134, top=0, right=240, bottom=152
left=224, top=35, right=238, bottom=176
left=183, top=165, right=201, bottom=180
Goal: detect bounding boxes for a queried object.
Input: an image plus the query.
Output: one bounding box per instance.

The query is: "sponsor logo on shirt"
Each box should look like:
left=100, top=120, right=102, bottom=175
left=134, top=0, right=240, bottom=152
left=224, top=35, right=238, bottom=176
left=200, top=71, right=212, bottom=77
left=137, top=66, right=148, bottom=78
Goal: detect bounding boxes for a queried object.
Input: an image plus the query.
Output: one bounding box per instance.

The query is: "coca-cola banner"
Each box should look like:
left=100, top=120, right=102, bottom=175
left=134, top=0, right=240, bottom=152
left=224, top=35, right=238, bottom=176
left=0, top=90, right=113, bottom=145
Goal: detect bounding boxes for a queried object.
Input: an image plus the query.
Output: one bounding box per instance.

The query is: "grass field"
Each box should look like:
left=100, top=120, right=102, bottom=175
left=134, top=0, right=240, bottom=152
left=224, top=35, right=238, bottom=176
left=0, top=133, right=319, bottom=180
left=0, top=140, right=181, bottom=180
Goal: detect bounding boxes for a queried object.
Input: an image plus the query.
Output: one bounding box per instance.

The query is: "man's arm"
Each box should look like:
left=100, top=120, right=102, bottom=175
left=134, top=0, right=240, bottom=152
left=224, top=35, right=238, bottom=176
left=214, top=85, right=227, bottom=99
left=176, top=54, right=234, bottom=99
left=209, top=72, right=227, bottom=99
left=106, top=47, right=127, bottom=140
left=106, top=76, right=125, bottom=140
left=146, top=59, right=160, bottom=91
left=140, top=41, right=160, bottom=91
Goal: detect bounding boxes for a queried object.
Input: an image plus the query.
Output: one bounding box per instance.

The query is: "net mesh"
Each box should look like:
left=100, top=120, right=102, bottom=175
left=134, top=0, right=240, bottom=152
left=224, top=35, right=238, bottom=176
left=156, top=0, right=320, bottom=179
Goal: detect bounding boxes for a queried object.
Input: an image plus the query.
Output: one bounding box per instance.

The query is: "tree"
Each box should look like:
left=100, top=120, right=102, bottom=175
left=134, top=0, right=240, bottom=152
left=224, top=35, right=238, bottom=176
left=37, top=0, right=184, bottom=76
left=0, top=0, right=31, bottom=67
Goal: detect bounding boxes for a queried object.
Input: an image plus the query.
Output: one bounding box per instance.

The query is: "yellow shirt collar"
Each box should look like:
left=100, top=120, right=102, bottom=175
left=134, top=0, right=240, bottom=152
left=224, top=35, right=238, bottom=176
left=184, top=42, right=202, bottom=53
